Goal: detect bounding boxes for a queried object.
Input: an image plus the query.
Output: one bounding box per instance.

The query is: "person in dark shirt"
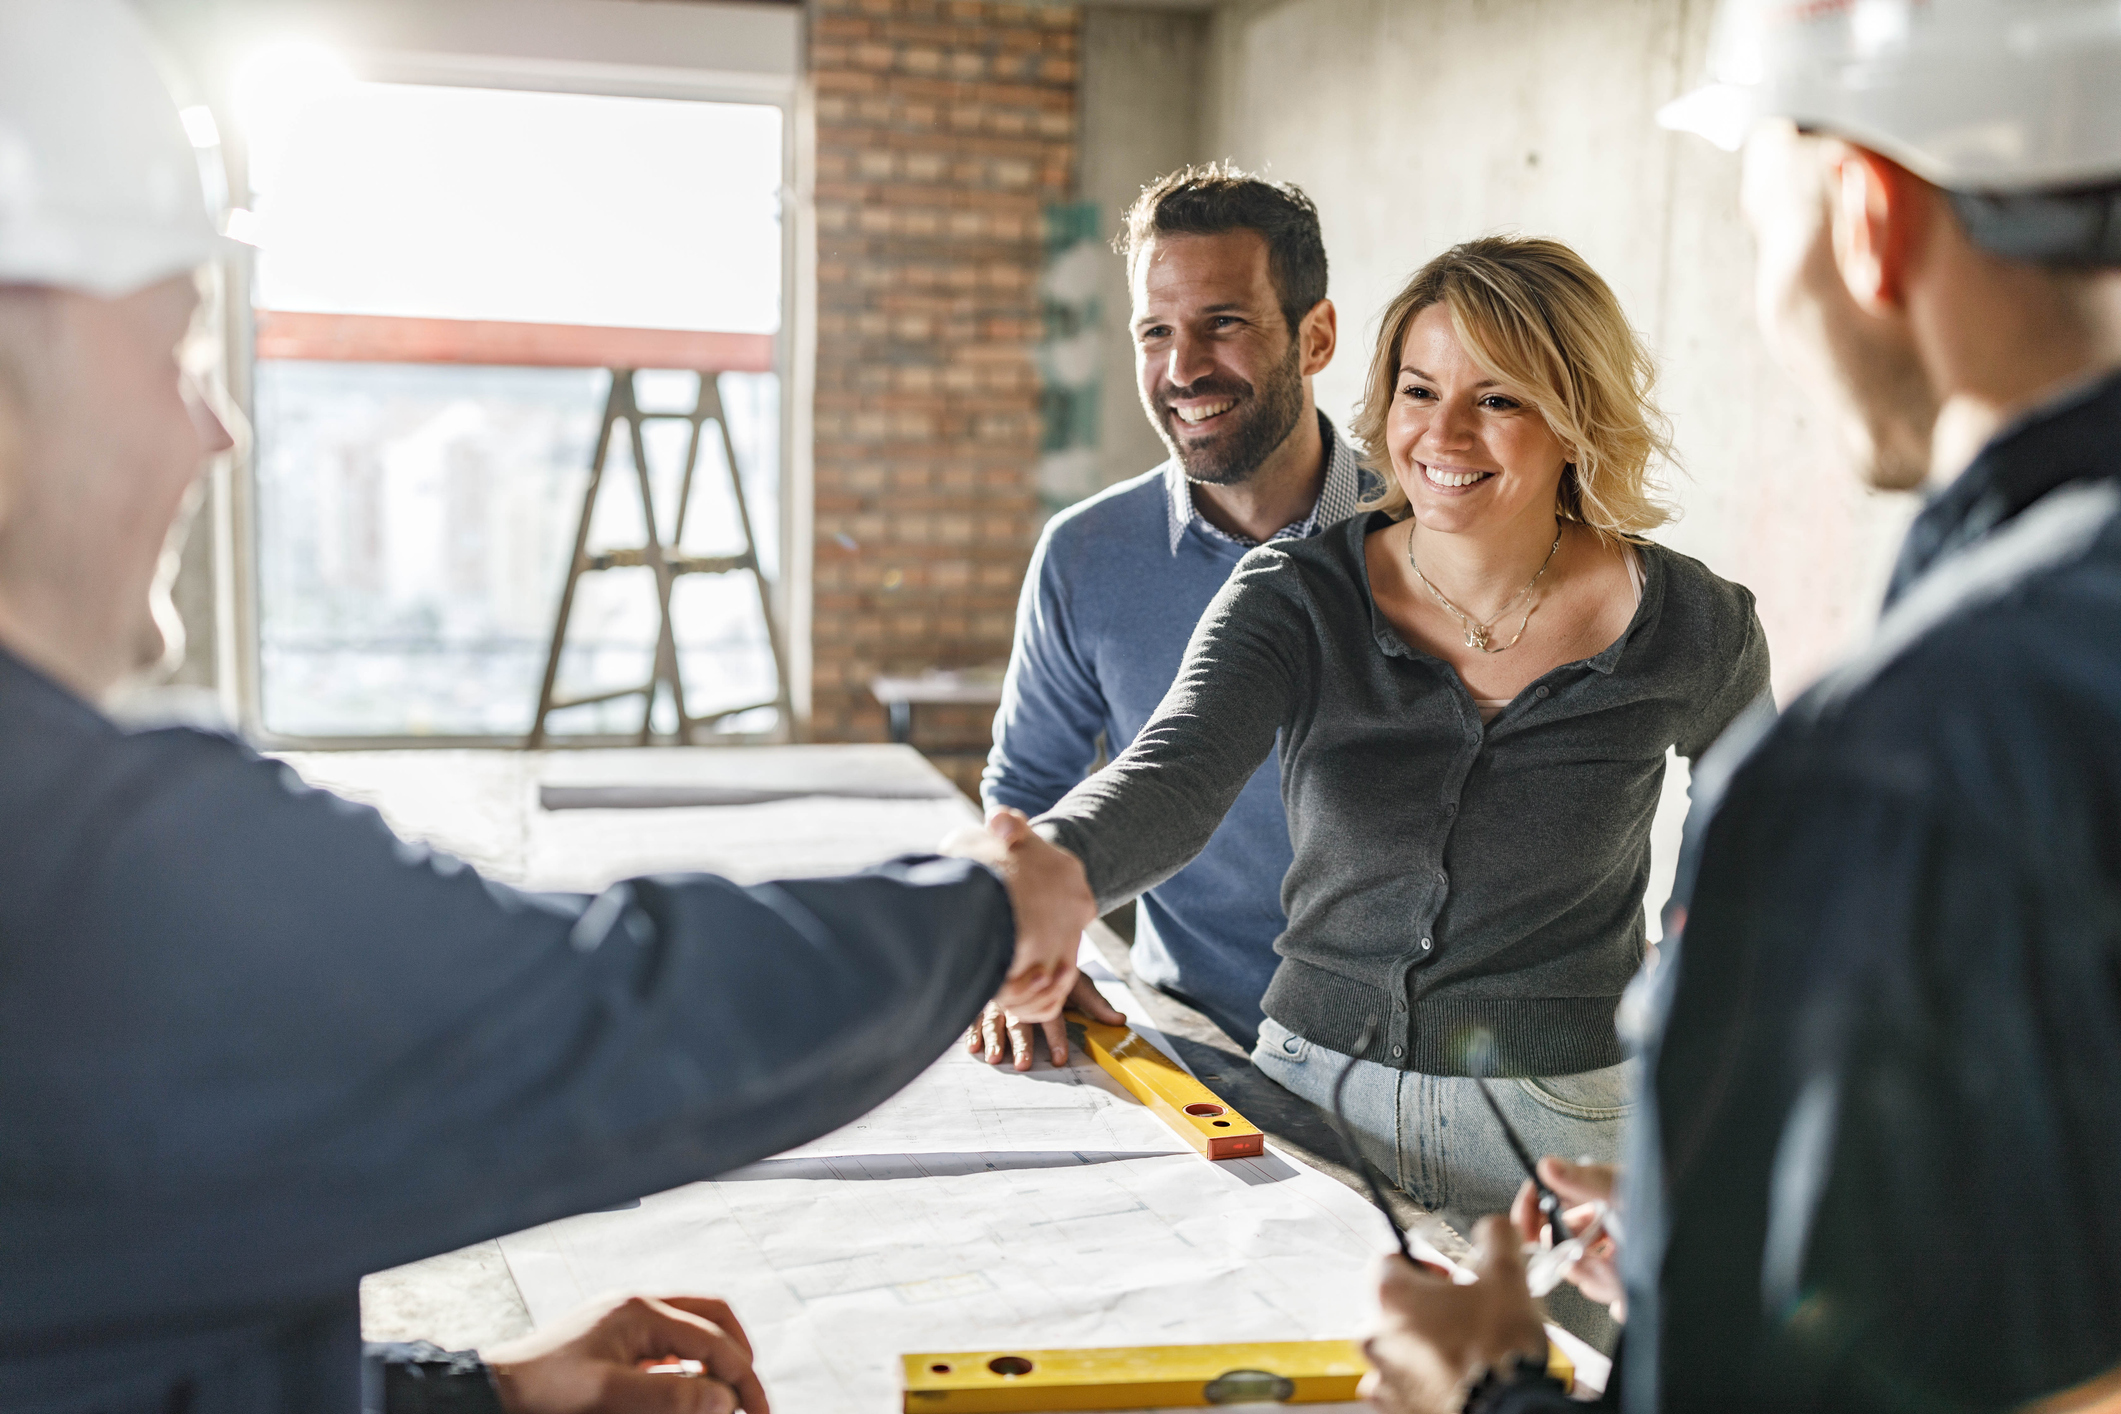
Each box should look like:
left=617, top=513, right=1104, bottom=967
left=0, top=5, right=1093, bottom=1412
left=1356, top=1, right=2121, bottom=1411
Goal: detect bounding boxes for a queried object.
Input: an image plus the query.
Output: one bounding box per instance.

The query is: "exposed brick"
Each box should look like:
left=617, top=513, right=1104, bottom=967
left=809, top=0, right=1077, bottom=761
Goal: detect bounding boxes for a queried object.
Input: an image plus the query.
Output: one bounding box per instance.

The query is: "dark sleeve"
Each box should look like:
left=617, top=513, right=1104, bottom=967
left=1463, top=1340, right=1623, bottom=1414
left=9, top=732, right=1013, bottom=1335
left=1674, top=587, right=1772, bottom=762
left=1464, top=1377, right=1585, bottom=1413
left=1649, top=740, right=2121, bottom=1411
left=1032, top=547, right=1307, bottom=911
left=362, top=1343, right=501, bottom=1414
left=982, top=518, right=1109, bottom=817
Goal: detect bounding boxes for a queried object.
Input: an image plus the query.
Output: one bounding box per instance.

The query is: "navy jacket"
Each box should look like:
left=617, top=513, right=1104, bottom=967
left=0, top=651, right=1012, bottom=1414
left=1483, top=371, right=2121, bottom=1414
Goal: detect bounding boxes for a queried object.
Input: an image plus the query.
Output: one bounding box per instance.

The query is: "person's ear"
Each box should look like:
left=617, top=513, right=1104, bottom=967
left=1827, top=146, right=1926, bottom=315
left=1298, top=297, right=1337, bottom=378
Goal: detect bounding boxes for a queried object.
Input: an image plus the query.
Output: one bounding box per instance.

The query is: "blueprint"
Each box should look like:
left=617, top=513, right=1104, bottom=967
left=498, top=969, right=1401, bottom=1411
left=497, top=961, right=1606, bottom=1411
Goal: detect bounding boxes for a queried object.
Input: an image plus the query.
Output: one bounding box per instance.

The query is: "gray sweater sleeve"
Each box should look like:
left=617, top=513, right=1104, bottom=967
left=1035, top=547, right=1308, bottom=912
left=1675, top=589, right=1773, bottom=761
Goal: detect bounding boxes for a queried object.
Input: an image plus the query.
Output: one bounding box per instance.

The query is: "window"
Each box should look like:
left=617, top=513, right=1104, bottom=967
left=243, top=76, right=784, bottom=738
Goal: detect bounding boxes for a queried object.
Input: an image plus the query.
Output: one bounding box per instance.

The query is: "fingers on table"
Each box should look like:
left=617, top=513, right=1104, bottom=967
left=1039, top=1015, right=1069, bottom=1067
left=1076, top=984, right=1125, bottom=1026
left=968, top=1001, right=1079, bottom=1069
left=1008, top=1015, right=1038, bottom=1071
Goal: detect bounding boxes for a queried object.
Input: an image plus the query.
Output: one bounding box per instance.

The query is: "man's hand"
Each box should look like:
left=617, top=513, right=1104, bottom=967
left=940, top=808, right=1098, bottom=1024
left=968, top=973, right=1125, bottom=1070
left=1359, top=1218, right=1547, bottom=1414
left=1509, top=1157, right=1624, bottom=1318
left=485, top=1294, right=769, bottom=1414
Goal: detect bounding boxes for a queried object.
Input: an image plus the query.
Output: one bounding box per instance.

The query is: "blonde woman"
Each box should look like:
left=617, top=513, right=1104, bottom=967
left=1006, top=235, right=1769, bottom=1228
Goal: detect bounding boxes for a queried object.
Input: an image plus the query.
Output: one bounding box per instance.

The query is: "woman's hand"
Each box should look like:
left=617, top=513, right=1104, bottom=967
left=1510, top=1157, right=1625, bottom=1318
left=939, top=808, right=1098, bottom=1024
left=485, top=1294, right=768, bottom=1414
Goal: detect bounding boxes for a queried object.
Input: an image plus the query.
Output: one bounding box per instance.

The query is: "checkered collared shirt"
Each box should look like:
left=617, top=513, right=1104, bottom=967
left=1163, top=412, right=1375, bottom=556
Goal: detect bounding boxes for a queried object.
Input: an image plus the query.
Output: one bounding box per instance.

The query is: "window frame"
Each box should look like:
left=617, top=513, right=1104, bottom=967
left=212, top=26, right=811, bottom=748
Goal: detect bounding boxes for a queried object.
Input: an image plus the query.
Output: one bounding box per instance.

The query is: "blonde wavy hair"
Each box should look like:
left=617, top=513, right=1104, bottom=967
left=1351, top=235, right=1674, bottom=541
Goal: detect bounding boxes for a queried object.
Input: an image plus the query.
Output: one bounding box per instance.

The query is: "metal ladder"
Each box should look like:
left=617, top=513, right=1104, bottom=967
left=528, top=369, right=793, bottom=747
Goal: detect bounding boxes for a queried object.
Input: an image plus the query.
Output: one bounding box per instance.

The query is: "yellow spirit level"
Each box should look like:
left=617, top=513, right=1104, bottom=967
left=1067, top=1011, right=1263, bottom=1161
left=901, top=1339, right=1365, bottom=1412
left=901, top=1338, right=1575, bottom=1412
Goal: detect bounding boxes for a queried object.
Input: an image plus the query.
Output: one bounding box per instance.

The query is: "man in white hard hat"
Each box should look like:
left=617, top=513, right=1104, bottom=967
left=1356, top=1, right=2121, bottom=1411
left=0, top=3, right=1092, bottom=1412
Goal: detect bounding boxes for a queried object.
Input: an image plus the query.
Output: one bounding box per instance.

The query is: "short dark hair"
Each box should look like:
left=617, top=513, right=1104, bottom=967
left=1948, top=183, right=2121, bottom=267
left=1115, top=162, right=1328, bottom=335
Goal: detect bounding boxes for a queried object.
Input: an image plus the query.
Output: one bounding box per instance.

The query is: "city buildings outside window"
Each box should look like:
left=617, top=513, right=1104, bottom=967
left=243, top=75, right=783, bottom=737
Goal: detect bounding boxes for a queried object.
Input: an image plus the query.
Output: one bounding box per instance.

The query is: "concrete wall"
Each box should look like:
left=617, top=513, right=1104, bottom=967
left=1078, top=7, right=1210, bottom=489
left=1198, top=0, right=1915, bottom=702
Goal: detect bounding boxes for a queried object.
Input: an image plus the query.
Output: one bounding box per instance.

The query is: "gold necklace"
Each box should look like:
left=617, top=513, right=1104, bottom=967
left=1405, top=526, right=1562, bottom=653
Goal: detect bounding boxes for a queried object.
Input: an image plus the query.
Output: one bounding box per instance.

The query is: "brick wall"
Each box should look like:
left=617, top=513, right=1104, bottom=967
left=808, top=0, right=1080, bottom=796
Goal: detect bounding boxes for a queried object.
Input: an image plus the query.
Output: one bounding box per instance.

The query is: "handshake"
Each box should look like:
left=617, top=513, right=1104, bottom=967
left=940, top=809, right=1125, bottom=1069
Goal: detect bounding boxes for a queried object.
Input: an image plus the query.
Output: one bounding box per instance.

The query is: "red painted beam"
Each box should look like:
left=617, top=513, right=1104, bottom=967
left=253, top=310, right=776, bottom=372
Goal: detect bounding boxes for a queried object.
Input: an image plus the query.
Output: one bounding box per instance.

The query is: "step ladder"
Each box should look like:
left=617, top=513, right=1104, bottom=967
left=528, top=369, right=793, bottom=747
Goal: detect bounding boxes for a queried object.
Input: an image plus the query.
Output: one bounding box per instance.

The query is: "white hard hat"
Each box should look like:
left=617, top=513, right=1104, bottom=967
left=1658, top=0, right=2121, bottom=193
left=0, top=0, right=234, bottom=297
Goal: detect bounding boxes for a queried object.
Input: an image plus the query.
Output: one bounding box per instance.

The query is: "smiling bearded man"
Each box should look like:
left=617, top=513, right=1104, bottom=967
left=974, top=164, right=1375, bottom=1066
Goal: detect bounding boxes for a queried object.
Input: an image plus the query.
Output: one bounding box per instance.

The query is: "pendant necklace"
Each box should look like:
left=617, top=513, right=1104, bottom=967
left=1405, top=526, right=1562, bottom=653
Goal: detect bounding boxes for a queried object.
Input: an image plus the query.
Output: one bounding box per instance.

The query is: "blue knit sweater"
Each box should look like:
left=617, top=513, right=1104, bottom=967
left=983, top=469, right=1297, bottom=1042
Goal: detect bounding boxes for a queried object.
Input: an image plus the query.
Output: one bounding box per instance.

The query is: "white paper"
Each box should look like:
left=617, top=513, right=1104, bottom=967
left=500, top=1017, right=1403, bottom=1411
left=497, top=962, right=1607, bottom=1409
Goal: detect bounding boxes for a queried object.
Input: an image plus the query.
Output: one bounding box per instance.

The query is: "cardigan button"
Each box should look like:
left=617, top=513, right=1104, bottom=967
left=1420, top=936, right=1432, bottom=950
left=1535, top=685, right=1550, bottom=699
left=1392, top=1045, right=1405, bottom=1058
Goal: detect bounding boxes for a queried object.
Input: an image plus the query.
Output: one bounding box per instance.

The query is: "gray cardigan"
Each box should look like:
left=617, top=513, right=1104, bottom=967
left=1036, top=511, right=1769, bottom=1077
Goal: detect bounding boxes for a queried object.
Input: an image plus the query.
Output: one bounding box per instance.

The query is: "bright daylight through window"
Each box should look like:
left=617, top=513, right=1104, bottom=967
left=242, top=57, right=783, bottom=738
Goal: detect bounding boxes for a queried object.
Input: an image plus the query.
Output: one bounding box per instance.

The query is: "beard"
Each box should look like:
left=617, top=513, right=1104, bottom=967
left=1150, top=334, right=1306, bottom=486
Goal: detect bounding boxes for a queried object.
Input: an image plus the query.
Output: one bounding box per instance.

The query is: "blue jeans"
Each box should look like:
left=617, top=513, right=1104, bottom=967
left=1251, top=1015, right=1635, bottom=1234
